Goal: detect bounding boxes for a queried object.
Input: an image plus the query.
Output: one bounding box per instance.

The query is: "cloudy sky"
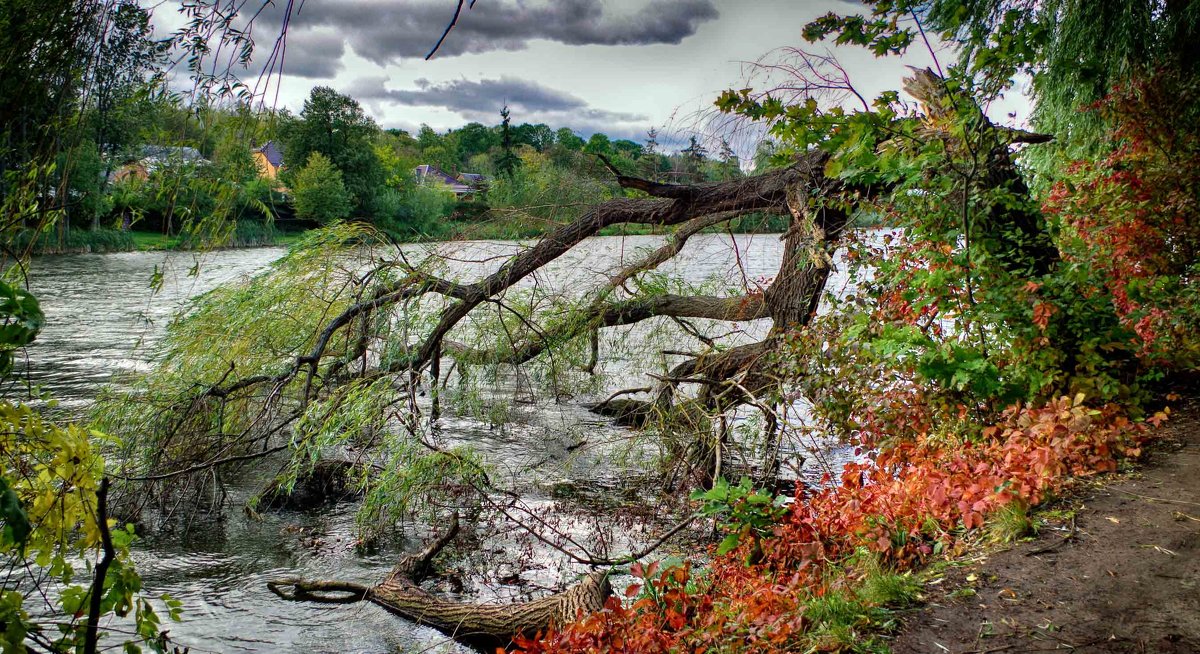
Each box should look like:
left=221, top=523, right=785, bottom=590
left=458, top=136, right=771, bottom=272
left=156, top=0, right=1028, bottom=152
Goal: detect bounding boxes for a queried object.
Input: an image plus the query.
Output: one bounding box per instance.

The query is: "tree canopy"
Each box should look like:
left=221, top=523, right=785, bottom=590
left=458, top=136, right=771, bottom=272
left=282, top=87, right=385, bottom=217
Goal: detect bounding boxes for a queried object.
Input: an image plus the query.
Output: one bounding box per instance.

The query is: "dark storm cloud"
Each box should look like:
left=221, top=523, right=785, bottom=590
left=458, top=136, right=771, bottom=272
left=231, top=28, right=347, bottom=80
left=260, top=0, right=718, bottom=65
left=346, top=76, right=647, bottom=123
left=276, top=30, right=347, bottom=78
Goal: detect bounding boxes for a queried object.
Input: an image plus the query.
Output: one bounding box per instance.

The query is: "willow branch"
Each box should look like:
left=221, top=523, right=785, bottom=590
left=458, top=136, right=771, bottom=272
left=448, top=293, right=768, bottom=366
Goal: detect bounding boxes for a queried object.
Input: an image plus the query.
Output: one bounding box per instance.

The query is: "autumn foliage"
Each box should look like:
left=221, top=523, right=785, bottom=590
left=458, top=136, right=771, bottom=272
left=516, top=69, right=1191, bottom=654
left=1045, top=69, right=1200, bottom=364
left=516, top=397, right=1162, bottom=653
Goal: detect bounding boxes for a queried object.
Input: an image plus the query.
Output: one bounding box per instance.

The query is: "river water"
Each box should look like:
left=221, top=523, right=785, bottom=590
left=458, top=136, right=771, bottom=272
left=21, top=233, right=858, bottom=653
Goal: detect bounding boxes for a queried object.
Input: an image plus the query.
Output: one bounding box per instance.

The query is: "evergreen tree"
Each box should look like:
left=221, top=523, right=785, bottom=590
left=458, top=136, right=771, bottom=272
left=717, top=138, right=740, bottom=180
left=644, top=128, right=659, bottom=156
left=679, top=135, right=709, bottom=179
left=641, top=128, right=662, bottom=179
left=495, top=104, right=521, bottom=178
left=682, top=136, right=708, bottom=163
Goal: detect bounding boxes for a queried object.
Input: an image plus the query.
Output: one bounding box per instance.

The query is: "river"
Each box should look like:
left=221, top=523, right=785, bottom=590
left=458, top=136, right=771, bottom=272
left=22, top=233, right=857, bottom=653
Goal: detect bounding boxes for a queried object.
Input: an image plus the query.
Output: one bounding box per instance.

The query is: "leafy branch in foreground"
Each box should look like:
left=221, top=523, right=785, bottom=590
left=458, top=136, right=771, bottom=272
left=0, top=278, right=179, bottom=653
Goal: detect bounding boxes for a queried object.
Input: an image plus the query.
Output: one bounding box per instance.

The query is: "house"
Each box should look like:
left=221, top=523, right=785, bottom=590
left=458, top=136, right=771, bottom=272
left=109, top=161, right=149, bottom=184
left=414, top=164, right=486, bottom=199
left=252, top=141, right=285, bottom=180
left=458, top=172, right=486, bottom=188
left=109, top=145, right=207, bottom=183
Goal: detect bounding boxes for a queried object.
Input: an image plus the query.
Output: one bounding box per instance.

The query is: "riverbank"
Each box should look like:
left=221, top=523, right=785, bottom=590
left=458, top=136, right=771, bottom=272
left=21, top=225, right=304, bottom=254
left=24, top=211, right=885, bottom=255
left=128, top=229, right=306, bottom=251
left=515, top=387, right=1182, bottom=653
left=895, top=391, right=1200, bottom=653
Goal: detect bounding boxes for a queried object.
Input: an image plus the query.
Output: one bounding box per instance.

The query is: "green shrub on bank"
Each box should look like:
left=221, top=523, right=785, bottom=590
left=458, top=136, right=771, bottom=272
left=375, top=184, right=457, bottom=240
left=18, top=227, right=135, bottom=254
left=223, top=220, right=278, bottom=247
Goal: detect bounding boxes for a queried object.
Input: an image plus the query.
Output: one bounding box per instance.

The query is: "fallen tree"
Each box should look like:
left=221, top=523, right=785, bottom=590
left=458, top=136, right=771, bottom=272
left=102, top=140, right=863, bottom=502
left=267, top=515, right=611, bottom=650
left=98, top=67, right=1063, bottom=645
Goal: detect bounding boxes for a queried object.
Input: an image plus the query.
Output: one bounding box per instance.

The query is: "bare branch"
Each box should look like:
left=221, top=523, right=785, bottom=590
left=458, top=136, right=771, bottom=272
left=595, top=153, right=693, bottom=198
left=425, top=0, right=477, bottom=60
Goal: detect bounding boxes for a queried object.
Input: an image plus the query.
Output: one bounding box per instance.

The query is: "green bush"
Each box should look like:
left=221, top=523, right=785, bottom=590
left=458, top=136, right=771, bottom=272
left=291, top=152, right=352, bottom=224
left=486, top=162, right=613, bottom=225
left=224, top=220, right=277, bottom=247
left=375, top=184, right=456, bottom=239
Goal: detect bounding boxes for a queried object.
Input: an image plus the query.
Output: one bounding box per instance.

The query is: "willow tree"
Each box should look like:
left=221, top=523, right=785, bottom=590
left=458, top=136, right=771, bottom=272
left=806, top=0, right=1200, bottom=171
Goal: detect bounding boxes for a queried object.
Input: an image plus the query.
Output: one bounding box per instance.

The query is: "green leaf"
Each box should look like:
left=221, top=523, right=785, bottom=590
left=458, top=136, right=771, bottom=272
left=716, top=533, right=742, bottom=556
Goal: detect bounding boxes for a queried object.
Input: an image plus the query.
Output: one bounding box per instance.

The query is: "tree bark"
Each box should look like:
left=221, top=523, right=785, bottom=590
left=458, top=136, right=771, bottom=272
left=903, top=67, right=1059, bottom=277
left=267, top=515, right=612, bottom=650
left=370, top=570, right=610, bottom=650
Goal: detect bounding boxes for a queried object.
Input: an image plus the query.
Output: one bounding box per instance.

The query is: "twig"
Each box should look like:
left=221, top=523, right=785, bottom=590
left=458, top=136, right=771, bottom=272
left=594, top=386, right=653, bottom=410
left=425, top=0, right=476, bottom=60
left=1025, top=514, right=1076, bottom=556
left=118, top=443, right=289, bottom=482
left=965, top=646, right=1016, bottom=654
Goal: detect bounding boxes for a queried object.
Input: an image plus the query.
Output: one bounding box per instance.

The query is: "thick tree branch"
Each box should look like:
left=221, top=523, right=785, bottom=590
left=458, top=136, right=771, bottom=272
left=595, top=153, right=694, bottom=198
left=268, top=512, right=612, bottom=650
left=414, top=152, right=833, bottom=366
left=447, top=293, right=768, bottom=366
left=83, top=479, right=114, bottom=654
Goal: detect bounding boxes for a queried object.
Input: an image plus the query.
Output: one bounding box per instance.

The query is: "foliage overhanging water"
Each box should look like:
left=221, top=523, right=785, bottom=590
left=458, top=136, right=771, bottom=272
left=22, top=233, right=860, bottom=653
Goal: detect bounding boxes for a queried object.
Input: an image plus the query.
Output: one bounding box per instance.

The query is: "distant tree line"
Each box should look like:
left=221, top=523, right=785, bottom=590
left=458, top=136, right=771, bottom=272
left=19, top=61, right=764, bottom=251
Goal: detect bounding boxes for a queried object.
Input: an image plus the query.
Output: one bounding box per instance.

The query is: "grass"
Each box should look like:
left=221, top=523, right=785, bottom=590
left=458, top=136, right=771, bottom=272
left=856, top=566, right=921, bottom=607
left=274, top=231, right=307, bottom=246
left=130, top=231, right=180, bottom=251
left=794, top=550, right=922, bottom=652
left=26, top=226, right=301, bottom=254
left=987, top=500, right=1039, bottom=543
left=802, top=589, right=894, bottom=653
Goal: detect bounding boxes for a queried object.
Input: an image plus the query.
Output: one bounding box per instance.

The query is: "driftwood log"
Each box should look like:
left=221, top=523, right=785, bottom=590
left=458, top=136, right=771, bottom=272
left=267, top=515, right=611, bottom=650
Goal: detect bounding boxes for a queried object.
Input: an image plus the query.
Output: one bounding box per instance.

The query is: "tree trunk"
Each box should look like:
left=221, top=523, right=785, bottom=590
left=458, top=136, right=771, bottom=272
left=370, top=569, right=610, bottom=650
left=763, top=201, right=848, bottom=330
left=267, top=515, right=612, bottom=650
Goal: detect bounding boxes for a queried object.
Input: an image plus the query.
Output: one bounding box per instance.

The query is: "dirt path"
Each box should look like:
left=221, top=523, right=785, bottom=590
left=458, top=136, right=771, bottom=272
left=893, top=395, right=1200, bottom=654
